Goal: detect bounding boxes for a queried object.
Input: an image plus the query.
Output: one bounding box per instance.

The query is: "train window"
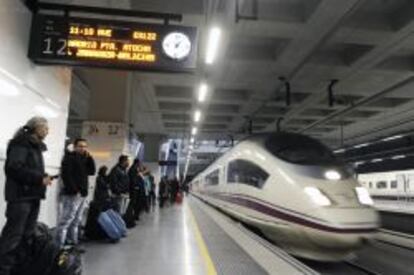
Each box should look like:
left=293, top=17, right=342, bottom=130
left=376, top=181, right=387, bottom=189
left=205, top=170, right=219, bottom=186
left=227, top=159, right=269, bottom=188
left=264, top=133, right=341, bottom=166
left=390, top=180, right=398, bottom=189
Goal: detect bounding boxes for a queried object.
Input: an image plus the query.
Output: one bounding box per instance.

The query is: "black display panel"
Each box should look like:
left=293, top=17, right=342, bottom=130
left=28, top=14, right=198, bottom=72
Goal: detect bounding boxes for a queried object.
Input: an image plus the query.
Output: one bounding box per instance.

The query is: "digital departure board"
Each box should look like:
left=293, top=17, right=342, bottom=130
left=28, top=14, right=198, bottom=72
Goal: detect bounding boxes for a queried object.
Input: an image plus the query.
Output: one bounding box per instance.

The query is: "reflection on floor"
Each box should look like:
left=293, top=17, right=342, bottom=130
left=83, top=202, right=206, bottom=275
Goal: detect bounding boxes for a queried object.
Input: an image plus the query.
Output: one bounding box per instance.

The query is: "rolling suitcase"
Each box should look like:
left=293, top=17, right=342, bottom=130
left=106, top=209, right=127, bottom=237
left=97, top=211, right=123, bottom=241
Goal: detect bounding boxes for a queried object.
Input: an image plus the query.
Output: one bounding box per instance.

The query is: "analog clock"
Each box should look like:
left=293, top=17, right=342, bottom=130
left=162, top=32, right=192, bottom=61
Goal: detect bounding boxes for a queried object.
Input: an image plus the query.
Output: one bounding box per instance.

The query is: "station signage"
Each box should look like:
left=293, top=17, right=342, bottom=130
left=28, top=14, right=198, bottom=72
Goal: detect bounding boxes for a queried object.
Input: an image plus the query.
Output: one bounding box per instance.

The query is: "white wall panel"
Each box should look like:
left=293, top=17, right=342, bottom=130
left=0, top=0, right=71, bottom=228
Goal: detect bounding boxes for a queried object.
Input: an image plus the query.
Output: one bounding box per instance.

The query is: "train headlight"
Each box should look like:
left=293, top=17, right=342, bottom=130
left=324, top=170, right=341, bottom=181
left=355, top=187, right=374, bottom=205
left=304, top=187, right=332, bottom=206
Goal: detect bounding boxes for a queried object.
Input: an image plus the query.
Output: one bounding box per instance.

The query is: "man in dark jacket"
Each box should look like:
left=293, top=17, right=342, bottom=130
left=56, top=138, right=96, bottom=249
left=109, top=155, right=130, bottom=215
left=0, top=117, right=53, bottom=275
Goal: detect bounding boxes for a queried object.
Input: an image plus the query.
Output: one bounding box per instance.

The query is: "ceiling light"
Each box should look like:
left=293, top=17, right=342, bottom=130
left=194, top=110, right=201, bottom=122
left=333, top=148, right=345, bottom=154
left=353, top=143, right=369, bottom=149
left=391, top=155, right=406, bottom=160
left=0, top=78, right=20, bottom=97
left=205, top=26, right=221, bottom=64
left=34, top=105, right=59, bottom=118
left=382, top=135, right=403, bottom=142
left=371, top=158, right=383, bottom=163
left=190, top=137, right=195, bottom=144
left=191, top=127, right=197, bottom=135
left=198, top=83, right=208, bottom=102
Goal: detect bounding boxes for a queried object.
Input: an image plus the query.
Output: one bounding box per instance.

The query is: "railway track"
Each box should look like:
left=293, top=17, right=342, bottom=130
left=195, top=195, right=414, bottom=275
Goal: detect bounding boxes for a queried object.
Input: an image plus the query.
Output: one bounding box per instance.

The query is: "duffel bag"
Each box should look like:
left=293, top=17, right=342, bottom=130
left=11, top=223, right=60, bottom=275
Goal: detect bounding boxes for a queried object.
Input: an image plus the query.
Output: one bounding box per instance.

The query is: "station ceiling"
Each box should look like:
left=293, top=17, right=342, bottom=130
left=40, top=0, right=414, bottom=174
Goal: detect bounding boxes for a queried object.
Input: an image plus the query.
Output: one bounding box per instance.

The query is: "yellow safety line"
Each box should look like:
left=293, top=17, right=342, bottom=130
left=187, top=204, right=218, bottom=275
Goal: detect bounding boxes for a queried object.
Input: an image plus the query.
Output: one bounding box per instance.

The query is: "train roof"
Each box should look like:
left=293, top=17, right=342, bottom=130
left=241, top=132, right=325, bottom=146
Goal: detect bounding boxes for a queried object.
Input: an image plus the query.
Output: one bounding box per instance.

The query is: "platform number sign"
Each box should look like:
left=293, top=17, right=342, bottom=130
left=29, top=14, right=198, bottom=72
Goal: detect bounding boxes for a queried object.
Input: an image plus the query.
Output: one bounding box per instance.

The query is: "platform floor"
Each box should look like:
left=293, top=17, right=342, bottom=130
left=83, top=197, right=267, bottom=275
left=374, top=199, right=414, bottom=214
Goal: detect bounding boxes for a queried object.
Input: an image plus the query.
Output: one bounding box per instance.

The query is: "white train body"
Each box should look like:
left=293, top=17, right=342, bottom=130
left=358, top=170, right=414, bottom=200
left=191, top=133, right=379, bottom=261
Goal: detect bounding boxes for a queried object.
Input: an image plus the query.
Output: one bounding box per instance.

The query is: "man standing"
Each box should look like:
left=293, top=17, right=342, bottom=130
left=0, top=117, right=53, bottom=275
left=56, top=138, right=96, bottom=249
left=109, top=155, right=130, bottom=215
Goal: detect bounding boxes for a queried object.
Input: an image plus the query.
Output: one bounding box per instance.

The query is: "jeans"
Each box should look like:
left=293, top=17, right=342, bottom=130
left=114, top=194, right=129, bottom=216
left=0, top=201, right=40, bottom=275
left=56, top=195, right=87, bottom=248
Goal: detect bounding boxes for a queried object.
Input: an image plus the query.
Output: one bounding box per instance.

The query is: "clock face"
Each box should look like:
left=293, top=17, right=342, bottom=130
left=162, top=32, right=192, bottom=61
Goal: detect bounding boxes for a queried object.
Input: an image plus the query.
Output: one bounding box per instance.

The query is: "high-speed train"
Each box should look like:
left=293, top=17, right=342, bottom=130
left=358, top=170, right=414, bottom=201
left=191, top=132, right=380, bottom=261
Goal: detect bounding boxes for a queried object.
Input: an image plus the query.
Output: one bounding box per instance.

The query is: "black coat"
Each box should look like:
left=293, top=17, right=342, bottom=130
left=128, top=166, right=144, bottom=194
left=61, top=152, right=96, bottom=197
left=94, top=175, right=111, bottom=203
left=4, top=134, right=47, bottom=202
left=109, top=165, right=129, bottom=195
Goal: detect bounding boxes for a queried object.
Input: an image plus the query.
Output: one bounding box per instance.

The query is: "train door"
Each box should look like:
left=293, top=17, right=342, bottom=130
left=407, top=174, right=414, bottom=202
left=395, top=174, right=407, bottom=201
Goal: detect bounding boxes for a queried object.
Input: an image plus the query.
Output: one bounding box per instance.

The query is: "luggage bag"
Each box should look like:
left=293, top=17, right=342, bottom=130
left=106, top=209, right=127, bottom=237
left=97, top=211, right=123, bottom=241
left=51, top=247, right=82, bottom=275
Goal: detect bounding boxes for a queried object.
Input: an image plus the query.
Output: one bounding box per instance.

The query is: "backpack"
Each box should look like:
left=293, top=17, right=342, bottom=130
left=11, top=223, right=59, bottom=275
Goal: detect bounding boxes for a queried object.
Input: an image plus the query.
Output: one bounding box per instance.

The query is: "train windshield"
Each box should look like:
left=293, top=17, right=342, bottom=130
left=265, top=133, right=338, bottom=165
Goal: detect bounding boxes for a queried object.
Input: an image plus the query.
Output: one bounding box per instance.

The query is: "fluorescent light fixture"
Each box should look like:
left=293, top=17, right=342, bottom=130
left=189, top=144, right=194, bottom=150
left=190, top=137, right=195, bottom=144
left=371, top=158, right=383, bottom=163
left=392, top=155, right=406, bottom=160
left=304, top=187, right=331, bottom=206
left=0, top=78, right=20, bottom=97
left=354, top=161, right=365, bottom=166
left=198, top=83, right=208, bottom=102
left=355, top=187, right=374, bottom=205
left=382, top=135, right=403, bottom=142
left=194, top=110, right=201, bottom=122
left=205, top=26, right=221, bottom=64
left=353, top=143, right=369, bottom=149
left=333, top=148, right=346, bottom=154
left=191, top=127, right=197, bottom=135
left=34, top=105, right=59, bottom=118
left=324, top=170, right=341, bottom=181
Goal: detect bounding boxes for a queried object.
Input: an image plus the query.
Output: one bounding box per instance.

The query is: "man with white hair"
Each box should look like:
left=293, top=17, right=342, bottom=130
left=0, top=116, right=54, bottom=275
